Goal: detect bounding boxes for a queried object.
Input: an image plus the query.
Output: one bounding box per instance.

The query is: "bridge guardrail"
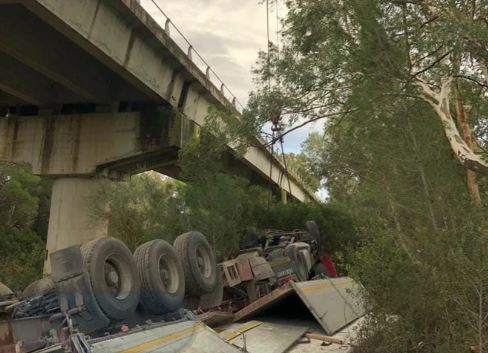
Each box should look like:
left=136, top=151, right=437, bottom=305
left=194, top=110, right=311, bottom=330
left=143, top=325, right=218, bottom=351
left=145, top=0, right=245, bottom=114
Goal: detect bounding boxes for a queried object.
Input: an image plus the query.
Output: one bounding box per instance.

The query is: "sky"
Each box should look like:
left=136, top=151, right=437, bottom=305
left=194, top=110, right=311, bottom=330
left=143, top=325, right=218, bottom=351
left=140, top=0, right=323, bottom=154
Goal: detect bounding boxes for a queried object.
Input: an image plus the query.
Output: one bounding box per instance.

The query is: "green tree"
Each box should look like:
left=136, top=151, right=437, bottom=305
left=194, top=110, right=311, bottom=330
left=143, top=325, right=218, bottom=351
left=90, top=173, right=185, bottom=251
left=0, top=163, right=49, bottom=290
left=91, top=108, right=270, bottom=260
left=248, top=1, right=488, bottom=351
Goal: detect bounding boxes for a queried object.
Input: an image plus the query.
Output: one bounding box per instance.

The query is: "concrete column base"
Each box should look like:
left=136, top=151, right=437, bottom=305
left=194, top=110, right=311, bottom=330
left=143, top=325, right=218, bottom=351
left=44, top=178, right=108, bottom=274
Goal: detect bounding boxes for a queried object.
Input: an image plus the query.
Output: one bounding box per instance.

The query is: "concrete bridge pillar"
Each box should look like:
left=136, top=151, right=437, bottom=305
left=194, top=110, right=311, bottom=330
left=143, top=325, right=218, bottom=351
left=44, top=178, right=107, bottom=274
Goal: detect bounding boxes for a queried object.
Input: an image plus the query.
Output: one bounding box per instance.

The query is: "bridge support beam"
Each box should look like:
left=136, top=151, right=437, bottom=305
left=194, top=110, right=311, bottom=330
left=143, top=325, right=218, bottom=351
left=44, top=177, right=107, bottom=274
left=0, top=110, right=186, bottom=273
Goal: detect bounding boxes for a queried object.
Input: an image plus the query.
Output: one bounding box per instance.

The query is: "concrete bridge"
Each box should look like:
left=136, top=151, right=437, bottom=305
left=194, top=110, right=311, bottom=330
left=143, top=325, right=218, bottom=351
left=0, top=0, right=315, bottom=269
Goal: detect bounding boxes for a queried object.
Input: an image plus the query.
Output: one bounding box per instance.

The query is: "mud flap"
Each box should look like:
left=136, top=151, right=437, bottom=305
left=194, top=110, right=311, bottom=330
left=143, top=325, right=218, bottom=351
left=56, top=273, right=110, bottom=333
left=50, top=246, right=109, bottom=333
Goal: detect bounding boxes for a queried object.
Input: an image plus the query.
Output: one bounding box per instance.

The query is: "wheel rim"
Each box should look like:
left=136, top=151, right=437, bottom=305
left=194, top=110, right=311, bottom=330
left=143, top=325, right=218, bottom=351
left=103, top=257, right=130, bottom=300
left=196, top=245, right=212, bottom=279
left=158, top=255, right=179, bottom=294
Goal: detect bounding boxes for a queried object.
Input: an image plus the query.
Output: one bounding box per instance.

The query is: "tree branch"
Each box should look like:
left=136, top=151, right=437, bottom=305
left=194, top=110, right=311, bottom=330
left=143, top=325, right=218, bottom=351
left=412, top=50, right=452, bottom=77
left=266, top=108, right=355, bottom=146
left=416, top=76, right=488, bottom=174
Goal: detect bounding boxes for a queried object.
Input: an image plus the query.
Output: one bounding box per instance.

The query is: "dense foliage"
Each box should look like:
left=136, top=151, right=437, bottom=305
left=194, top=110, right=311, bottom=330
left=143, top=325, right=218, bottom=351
left=247, top=0, right=488, bottom=352
left=0, top=163, right=50, bottom=291
left=91, top=109, right=355, bottom=262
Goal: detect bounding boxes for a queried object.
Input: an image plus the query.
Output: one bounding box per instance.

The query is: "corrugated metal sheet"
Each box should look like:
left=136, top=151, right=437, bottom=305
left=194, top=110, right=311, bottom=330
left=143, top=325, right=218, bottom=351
left=90, top=320, right=241, bottom=353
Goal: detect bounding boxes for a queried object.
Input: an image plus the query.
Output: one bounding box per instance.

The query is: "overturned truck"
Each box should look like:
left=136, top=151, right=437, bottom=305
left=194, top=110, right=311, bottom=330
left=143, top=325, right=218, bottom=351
left=0, top=221, right=363, bottom=353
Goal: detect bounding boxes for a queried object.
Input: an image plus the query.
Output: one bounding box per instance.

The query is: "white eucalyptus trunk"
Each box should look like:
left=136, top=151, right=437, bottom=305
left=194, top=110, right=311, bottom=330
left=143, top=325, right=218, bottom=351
left=417, top=77, right=488, bottom=174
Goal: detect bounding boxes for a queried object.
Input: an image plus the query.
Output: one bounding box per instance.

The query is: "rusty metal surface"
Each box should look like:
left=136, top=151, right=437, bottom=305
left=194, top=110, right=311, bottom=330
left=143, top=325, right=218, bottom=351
left=237, top=259, right=253, bottom=282
left=198, top=311, right=234, bottom=328
left=0, top=320, right=13, bottom=349
left=249, top=257, right=275, bottom=282
left=292, top=277, right=365, bottom=335
left=0, top=344, right=15, bottom=353
left=11, top=316, right=45, bottom=343
left=222, top=260, right=242, bottom=287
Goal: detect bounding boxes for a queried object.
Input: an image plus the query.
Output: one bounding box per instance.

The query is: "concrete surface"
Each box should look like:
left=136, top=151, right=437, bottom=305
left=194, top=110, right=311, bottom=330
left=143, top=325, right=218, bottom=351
left=44, top=178, right=107, bottom=274
left=0, top=0, right=317, bottom=266
left=0, top=0, right=315, bottom=203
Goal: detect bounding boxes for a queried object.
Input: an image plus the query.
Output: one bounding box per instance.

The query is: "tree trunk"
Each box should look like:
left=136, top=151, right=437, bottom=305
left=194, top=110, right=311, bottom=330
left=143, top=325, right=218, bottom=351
left=454, top=80, right=482, bottom=205
left=417, top=77, right=488, bottom=175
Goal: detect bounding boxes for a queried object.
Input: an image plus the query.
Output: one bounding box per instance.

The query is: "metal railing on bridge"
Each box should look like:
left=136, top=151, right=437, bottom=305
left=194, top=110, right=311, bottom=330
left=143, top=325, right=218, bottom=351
left=145, top=0, right=245, bottom=114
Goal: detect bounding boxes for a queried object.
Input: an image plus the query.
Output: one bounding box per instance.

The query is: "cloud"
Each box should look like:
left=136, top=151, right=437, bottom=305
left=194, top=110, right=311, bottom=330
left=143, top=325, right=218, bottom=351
left=141, top=0, right=310, bottom=153
left=141, top=0, right=271, bottom=103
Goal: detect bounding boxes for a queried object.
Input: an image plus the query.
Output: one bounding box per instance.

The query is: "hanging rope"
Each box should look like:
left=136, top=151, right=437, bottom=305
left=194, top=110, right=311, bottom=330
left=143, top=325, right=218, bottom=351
left=276, top=0, right=280, bottom=61
left=280, top=139, right=293, bottom=196
left=266, top=0, right=292, bottom=206
left=266, top=0, right=273, bottom=210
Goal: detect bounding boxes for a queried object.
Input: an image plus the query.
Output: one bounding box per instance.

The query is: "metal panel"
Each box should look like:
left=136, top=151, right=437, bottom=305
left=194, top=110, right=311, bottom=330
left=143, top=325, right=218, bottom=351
left=237, top=259, right=253, bottom=282
left=90, top=320, right=241, bottom=353
left=221, top=320, right=308, bottom=353
left=233, top=283, right=294, bottom=322
left=222, top=260, right=242, bottom=287
left=0, top=319, right=13, bottom=353
left=292, top=277, right=365, bottom=335
left=249, top=257, right=275, bottom=281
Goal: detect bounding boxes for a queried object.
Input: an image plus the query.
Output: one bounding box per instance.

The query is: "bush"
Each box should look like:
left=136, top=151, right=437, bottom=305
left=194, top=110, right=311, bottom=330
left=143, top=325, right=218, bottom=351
left=0, top=227, right=45, bottom=291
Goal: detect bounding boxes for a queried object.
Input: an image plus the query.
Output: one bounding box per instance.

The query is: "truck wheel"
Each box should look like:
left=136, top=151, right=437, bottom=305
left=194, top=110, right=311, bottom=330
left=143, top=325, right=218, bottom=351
left=174, top=231, right=217, bottom=295
left=285, top=244, right=309, bottom=282
left=81, top=237, right=140, bottom=321
left=134, top=239, right=185, bottom=314
left=198, top=267, right=223, bottom=309
left=0, top=282, right=13, bottom=298
left=22, top=277, right=55, bottom=299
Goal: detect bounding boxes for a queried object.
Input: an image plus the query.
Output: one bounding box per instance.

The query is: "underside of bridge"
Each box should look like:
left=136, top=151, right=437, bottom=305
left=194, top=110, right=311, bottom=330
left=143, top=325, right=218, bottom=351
left=0, top=0, right=315, bottom=272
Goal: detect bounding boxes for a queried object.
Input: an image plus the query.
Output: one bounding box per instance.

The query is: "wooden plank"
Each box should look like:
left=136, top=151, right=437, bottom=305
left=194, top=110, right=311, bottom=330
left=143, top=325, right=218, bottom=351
left=221, top=321, right=262, bottom=341
left=305, top=333, right=344, bottom=345
left=233, top=283, right=294, bottom=322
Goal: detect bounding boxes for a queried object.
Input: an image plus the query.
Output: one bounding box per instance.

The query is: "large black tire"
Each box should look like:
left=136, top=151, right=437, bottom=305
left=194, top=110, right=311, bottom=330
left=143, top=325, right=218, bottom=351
left=55, top=273, right=110, bottom=333
left=0, top=282, right=13, bottom=298
left=81, top=237, right=140, bottom=321
left=285, top=244, right=309, bottom=282
left=199, top=267, right=223, bottom=309
left=22, top=277, right=55, bottom=299
left=134, top=239, right=185, bottom=314
left=173, top=231, right=217, bottom=295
